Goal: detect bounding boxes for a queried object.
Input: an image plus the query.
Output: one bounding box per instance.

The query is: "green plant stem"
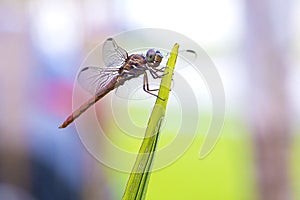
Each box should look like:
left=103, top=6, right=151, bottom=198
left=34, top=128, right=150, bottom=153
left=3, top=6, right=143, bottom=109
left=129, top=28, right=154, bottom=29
left=122, top=43, right=179, bottom=200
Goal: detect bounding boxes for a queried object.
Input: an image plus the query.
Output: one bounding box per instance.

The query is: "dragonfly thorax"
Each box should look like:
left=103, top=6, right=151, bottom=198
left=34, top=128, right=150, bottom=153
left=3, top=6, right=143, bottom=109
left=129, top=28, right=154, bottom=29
left=120, top=54, right=147, bottom=73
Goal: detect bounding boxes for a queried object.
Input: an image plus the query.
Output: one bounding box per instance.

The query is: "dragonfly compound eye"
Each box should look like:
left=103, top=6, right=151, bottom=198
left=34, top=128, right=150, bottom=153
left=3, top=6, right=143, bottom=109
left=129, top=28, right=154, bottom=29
left=146, top=49, right=156, bottom=62
left=155, top=50, right=163, bottom=63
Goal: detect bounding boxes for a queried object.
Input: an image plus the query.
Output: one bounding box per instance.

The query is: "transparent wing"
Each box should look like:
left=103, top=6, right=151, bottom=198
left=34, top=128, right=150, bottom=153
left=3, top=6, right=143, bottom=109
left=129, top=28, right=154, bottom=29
left=77, top=66, right=119, bottom=95
left=103, top=38, right=128, bottom=68
left=162, top=49, right=197, bottom=70
left=115, top=76, right=148, bottom=99
left=77, top=66, right=154, bottom=99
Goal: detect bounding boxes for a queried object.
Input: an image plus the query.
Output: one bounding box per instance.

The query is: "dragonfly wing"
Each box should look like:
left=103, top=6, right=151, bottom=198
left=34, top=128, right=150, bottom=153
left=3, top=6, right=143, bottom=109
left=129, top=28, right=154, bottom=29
left=103, top=38, right=128, bottom=68
left=115, top=76, right=145, bottom=99
left=77, top=66, right=119, bottom=95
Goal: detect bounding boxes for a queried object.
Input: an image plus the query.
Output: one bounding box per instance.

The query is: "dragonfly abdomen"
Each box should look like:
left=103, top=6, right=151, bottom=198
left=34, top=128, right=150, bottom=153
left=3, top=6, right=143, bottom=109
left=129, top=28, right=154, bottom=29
left=59, top=76, right=120, bottom=128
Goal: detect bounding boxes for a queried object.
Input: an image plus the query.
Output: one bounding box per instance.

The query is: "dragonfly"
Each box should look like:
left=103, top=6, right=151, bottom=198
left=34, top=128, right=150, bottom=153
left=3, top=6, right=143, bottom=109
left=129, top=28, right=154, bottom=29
left=59, top=38, right=166, bottom=129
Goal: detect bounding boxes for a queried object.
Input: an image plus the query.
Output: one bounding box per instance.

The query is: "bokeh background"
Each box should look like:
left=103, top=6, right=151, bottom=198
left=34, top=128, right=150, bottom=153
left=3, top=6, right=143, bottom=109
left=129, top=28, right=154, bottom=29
left=0, top=0, right=299, bottom=199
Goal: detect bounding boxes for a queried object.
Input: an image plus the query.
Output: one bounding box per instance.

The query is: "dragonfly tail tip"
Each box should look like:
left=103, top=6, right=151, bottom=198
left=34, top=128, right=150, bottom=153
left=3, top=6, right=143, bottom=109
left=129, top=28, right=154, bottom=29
left=58, top=124, right=66, bottom=129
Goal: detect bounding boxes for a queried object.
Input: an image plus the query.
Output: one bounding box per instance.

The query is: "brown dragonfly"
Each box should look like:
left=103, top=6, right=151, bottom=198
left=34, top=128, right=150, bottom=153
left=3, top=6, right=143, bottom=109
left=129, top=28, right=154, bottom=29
left=59, top=38, right=166, bottom=128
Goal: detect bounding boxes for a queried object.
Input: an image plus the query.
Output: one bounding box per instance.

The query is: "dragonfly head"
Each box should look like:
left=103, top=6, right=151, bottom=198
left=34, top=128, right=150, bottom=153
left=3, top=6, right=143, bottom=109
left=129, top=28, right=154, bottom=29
left=146, top=49, right=163, bottom=68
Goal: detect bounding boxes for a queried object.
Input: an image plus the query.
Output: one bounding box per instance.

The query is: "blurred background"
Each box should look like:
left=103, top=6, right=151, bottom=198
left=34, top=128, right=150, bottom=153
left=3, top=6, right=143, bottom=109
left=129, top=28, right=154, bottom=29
left=0, top=0, right=299, bottom=199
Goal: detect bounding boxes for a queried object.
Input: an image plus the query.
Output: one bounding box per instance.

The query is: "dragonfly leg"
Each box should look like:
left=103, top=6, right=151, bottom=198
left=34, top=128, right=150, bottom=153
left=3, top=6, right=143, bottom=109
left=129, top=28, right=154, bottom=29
left=152, top=66, right=167, bottom=72
left=149, top=68, right=168, bottom=79
left=143, top=72, right=165, bottom=101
